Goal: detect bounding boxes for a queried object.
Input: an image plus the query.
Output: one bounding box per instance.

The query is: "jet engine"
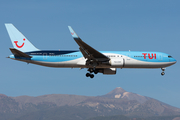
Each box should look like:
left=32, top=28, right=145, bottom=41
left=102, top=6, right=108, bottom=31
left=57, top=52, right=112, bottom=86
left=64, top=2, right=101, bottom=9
left=109, top=58, right=124, bottom=67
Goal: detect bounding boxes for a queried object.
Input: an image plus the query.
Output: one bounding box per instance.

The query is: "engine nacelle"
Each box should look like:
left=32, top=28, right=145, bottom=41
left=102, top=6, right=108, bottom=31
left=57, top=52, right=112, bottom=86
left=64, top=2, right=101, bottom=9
left=109, top=58, right=124, bottom=67
left=103, top=68, right=116, bottom=75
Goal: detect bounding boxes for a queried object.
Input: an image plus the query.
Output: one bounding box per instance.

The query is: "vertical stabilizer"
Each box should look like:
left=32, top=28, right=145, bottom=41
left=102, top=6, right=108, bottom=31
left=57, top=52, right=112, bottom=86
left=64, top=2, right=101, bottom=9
left=5, top=23, right=39, bottom=52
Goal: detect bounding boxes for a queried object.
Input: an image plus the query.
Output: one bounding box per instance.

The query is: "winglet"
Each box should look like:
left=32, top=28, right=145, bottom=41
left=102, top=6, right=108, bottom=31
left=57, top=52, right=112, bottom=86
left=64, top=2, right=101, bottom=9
left=68, top=26, right=79, bottom=38
left=67, top=26, right=110, bottom=62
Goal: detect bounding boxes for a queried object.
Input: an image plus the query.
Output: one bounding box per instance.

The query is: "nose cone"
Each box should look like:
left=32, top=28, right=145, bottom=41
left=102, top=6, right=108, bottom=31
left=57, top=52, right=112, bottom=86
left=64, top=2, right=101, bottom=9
left=171, top=58, right=177, bottom=64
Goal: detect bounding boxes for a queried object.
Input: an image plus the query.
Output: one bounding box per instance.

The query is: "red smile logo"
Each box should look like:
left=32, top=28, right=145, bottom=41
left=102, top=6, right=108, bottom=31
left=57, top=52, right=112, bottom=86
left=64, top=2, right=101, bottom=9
left=14, top=38, right=25, bottom=48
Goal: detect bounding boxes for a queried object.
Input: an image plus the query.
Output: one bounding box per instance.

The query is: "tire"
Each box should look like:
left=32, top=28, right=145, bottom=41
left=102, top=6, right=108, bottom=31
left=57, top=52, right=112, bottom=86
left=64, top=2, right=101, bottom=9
left=90, top=74, right=94, bottom=78
left=161, top=72, right=165, bottom=76
left=94, top=71, right=98, bottom=74
left=86, top=73, right=90, bottom=77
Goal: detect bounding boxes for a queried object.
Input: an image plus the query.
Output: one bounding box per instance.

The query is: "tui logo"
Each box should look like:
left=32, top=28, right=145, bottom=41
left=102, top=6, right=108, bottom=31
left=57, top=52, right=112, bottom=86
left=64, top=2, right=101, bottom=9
left=14, top=38, right=25, bottom=48
left=142, top=53, right=156, bottom=59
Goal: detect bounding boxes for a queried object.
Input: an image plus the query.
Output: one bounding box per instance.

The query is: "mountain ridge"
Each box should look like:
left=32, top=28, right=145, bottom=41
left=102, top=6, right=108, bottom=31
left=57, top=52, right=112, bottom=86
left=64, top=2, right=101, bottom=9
left=101, top=87, right=150, bottom=104
left=0, top=87, right=180, bottom=120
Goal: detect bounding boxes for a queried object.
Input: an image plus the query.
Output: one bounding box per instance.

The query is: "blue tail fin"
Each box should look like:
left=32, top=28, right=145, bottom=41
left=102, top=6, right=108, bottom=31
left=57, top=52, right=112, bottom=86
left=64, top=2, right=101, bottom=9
left=5, top=23, right=39, bottom=52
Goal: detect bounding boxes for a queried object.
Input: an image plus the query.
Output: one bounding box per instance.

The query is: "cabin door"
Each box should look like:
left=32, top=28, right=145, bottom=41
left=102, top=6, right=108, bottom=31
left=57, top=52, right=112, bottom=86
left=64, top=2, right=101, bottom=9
left=43, top=53, right=47, bottom=60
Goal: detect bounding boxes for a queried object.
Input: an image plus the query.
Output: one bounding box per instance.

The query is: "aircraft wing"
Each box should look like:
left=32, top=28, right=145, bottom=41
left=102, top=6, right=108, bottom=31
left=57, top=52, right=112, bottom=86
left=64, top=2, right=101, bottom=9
left=68, top=26, right=109, bottom=62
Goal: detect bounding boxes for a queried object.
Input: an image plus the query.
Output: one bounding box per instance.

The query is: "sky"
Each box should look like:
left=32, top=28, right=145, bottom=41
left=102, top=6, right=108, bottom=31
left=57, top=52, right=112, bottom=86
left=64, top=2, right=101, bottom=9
left=0, top=0, right=180, bottom=108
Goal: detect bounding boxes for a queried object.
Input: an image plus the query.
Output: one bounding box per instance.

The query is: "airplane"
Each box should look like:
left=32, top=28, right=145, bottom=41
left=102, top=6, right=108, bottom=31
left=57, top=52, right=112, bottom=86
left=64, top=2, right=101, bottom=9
left=5, top=23, right=177, bottom=78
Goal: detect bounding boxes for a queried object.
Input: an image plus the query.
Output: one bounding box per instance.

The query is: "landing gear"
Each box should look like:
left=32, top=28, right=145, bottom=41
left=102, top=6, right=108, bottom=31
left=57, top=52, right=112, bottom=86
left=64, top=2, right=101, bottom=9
left=86, top=68, right=99, bottom=78
left=90, top=74, right=94, bottom=78
left=161, top=68, right=166, bottom=76
left=86, top=73, right=94, bottom=78
left=161, top=72, right=165, bottom=76
left=89, top=68, right=94, bottom=73
left=86, top=73, right=90, bottom=77
left=94, top=70, right=98, bottom=74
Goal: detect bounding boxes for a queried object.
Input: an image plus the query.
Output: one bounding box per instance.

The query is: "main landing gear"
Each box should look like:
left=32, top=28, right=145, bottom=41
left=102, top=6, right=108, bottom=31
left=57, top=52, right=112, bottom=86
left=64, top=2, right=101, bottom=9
left=161, top=68, right=165, bottom=76
left=86, top=73, right=94, bottom=78
left=86, top=68, right=99, bottom=78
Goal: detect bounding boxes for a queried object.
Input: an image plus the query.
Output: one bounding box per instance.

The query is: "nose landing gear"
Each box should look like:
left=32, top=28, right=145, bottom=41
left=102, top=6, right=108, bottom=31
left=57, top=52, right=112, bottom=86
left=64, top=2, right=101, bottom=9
left=161, top=72, right=165, bottom=76
left=161, top=68, right=166, bottom=76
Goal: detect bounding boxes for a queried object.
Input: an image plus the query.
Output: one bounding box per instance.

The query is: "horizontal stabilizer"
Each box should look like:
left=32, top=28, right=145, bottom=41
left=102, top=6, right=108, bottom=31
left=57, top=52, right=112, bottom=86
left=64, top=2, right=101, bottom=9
left=9, top=48, right=32, bottom=58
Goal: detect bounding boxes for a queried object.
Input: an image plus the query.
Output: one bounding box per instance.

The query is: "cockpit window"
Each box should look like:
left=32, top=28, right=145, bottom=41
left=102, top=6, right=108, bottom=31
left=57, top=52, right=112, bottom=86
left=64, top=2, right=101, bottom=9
left=168, top=55, right=172, bottom=58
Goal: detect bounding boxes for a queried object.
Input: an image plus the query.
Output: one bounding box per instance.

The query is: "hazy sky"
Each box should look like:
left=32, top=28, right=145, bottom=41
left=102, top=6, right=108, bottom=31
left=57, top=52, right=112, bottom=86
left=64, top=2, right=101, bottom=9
left=1, top=1, right=180, bottom=108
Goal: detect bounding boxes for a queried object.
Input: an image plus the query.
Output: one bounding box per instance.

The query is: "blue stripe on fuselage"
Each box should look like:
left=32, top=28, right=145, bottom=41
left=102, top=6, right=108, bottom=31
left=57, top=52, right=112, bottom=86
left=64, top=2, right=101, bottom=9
left=25, top=50, right=79, bottom=55
left=29, top=51, right=83, bottom=62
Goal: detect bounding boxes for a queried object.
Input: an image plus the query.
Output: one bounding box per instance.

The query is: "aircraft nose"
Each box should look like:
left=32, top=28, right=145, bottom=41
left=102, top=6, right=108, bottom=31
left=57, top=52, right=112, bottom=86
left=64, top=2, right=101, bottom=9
left=171, top=58, right=177, bottom=63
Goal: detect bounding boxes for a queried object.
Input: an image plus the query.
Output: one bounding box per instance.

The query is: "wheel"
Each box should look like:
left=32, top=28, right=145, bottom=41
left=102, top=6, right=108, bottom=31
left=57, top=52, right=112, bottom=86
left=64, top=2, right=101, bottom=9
left=89, top=68, right=93, bottom=73
left=161, top=68, right=166, bottom=71
left=94, top=70, right=98, bottom=74
left=161, top=72, right=165, bottom=76
left=90, top=74, right=94, bottom=78
left=86, top=73, right=90, bottom=77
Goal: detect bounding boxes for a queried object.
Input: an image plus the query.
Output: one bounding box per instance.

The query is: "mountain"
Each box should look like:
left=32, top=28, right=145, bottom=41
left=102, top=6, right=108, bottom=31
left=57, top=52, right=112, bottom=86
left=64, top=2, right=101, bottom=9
left=13, top=94, right=89, bottom=106
left=79, top=87, right=180, bottom=117
left=101, top=87, right=150, bottom=103
left=0, top=88, right=180, bottom=120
